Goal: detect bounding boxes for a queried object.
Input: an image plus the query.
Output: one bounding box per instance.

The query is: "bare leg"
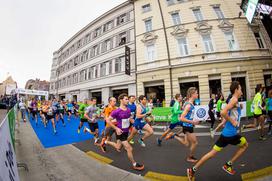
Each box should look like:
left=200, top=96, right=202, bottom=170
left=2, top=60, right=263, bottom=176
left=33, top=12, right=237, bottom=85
left=142, top=124, right=154, bottom=141
left=127, top=128, right=137, bottom=142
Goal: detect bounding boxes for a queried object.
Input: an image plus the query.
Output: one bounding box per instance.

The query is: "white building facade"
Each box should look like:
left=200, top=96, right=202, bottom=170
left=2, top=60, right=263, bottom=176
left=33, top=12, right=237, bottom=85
left=49, top=1, right=136, bottom=104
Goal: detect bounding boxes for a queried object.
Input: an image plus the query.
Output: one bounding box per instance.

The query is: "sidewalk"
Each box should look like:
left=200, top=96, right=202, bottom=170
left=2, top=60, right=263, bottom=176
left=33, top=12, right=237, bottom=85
left=15, top=120, right=146, bottom=181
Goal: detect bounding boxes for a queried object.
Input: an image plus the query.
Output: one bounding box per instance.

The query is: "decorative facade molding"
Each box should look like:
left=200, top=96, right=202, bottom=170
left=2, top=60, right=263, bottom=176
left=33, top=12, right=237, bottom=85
left=141, top=32, right=158, bottom=44
left=248, top=20, right=260, bottom=33
left=218, top=20, right=234, bottom=32
left=171, top=25, right=189, bottom=38
left=195, top=21, right=212, bottom=35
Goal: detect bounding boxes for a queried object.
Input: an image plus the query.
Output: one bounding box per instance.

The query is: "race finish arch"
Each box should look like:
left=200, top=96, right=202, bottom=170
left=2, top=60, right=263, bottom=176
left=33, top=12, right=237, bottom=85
left=12, top=88, right=49, bottom=100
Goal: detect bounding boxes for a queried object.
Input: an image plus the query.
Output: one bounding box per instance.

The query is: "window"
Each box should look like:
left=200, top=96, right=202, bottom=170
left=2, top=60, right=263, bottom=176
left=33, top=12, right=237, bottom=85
left=213, top=6, right=224, bottom=19
left=83, top=51, right=88, bottom=61
left=100, top=63, right=106, bottom=77
left=74, top=56, right=79, bottom=66
left=193, top=9, right=203, bottom=21
left=73, top=73, right=78, bottom=84
left=146, top=44, right=156, bottom=61
left=254, top=32, right=265, bottom=48
left=117, top=14, right=126, bottom=25
left=93, top=27, right=101, bottom=38
left=77, top=40, right=82, bottom=48
left=103, top=21, right=113, bottom=32
left=177, top=38, right=189, bottom=56
left=166, top=0, right=175, bottom=6
left=109, top=61, right=112, bottom=74
left=95, top=65, right=99, bottom=78
left=115, top=57, right=123, bottom=73
left=202, top=34, right=214, bottom=53
left=142, top=4, right=151, bottom=13
left=171, top=12, right=181, bottom=25
left=118, top=32, right=127, bottom=46
left=93, top=45, right=99, bottom=56
left=224, top=32, right=238, bottom=51
left=145, top=19, right=152, bottom=32
left=85, top=34, right=90, bottom=44
left=80, top=69, right=87, bottom=82
left=88, top=67, right=95, bottom=79
left=177, top=0, right=188, bottom=3
left=105, top=39, right=111, bottom=51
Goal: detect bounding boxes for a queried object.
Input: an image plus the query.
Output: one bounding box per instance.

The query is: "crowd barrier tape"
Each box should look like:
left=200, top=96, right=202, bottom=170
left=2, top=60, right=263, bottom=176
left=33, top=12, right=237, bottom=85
left=0, top=106, right=20, bottom=181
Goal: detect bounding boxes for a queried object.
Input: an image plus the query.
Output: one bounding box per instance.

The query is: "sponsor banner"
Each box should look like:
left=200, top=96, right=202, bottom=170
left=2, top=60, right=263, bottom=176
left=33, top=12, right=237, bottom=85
left=0, top=117, right=20, bottom=181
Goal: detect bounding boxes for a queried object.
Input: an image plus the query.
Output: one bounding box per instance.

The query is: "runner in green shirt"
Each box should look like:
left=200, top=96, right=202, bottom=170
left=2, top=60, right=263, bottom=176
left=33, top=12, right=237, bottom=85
left=216, top=94, right=224, bottom=121
left=242, top=84, right=266, bottom=140
left=77, top=99, right=89, bottom=134
left=157, top=93, right=187, bottom=146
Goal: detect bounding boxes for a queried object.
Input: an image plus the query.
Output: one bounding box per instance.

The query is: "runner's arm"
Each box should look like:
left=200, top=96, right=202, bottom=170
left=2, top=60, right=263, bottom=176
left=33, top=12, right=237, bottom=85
left=221, top=98, right=238, bottom=127
left=136, top=105, right=145, bottom=118
left=173, top=102, right=182, bottom=114
left=180, top=104, right=195, bottom=125
left=84, top=109, right=91, bottom=120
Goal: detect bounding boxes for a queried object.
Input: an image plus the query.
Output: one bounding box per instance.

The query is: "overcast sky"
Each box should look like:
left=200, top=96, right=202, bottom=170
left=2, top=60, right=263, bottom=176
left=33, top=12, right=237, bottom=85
left=0, top=0, right=126, bottom=88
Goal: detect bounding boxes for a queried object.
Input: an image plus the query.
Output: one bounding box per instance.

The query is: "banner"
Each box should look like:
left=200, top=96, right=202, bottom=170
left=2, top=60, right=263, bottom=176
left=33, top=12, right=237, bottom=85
left=194, top=105, right=209, bottom=121
left=0, top=116, right=20, bottom=181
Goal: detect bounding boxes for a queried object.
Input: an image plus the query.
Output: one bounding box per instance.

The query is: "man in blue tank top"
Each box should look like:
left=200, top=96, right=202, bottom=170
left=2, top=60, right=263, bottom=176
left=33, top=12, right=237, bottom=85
left=127, top=95, right=154, bottom=147
left=187, top=81, right=248, bottom=181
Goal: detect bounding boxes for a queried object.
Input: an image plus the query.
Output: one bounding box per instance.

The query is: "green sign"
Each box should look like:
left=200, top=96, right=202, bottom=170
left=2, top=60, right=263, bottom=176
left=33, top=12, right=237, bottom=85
left=8, top=107, right=16, bottom=149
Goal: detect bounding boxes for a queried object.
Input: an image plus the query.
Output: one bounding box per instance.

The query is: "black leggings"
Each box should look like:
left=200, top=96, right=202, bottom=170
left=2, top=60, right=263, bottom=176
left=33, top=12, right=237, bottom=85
left=209, top=110, right=216, bottom=129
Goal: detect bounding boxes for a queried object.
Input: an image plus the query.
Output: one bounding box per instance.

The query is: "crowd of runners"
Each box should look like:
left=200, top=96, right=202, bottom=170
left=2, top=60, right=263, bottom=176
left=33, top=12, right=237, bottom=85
left=17, top=81, right=272, bottom=180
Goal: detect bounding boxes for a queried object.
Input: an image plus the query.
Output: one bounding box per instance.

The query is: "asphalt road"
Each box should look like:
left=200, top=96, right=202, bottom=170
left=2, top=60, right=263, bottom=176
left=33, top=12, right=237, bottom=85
left=74, top=121, right=272, bottom=181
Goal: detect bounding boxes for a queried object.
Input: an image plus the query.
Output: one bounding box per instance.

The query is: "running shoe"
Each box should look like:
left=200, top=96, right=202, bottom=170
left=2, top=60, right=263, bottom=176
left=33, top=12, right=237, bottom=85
left=100, top=138, right=107, bottom=153
left=94, top=137, right=99, bottom=144
left=133, top=163, right=144, bottom=171
left=77, top=129, right=80, bottom=134
left=129, top=139, right=135, bottom=145
left=187, top=156, right=198, bottom=163
left=222, top=163, right=235, bottom=175
left=259, top=136, right=267, bottom=141
left=157, top=138, right=162, bottom=146
left=83, top=126, right=87, bottom=133
left=54, top=129, right=57, bottom=134
left=187, top=168, right=195, bottom=181
left=165, top=132, right=174, bottom=140
left=138, top=138, right=146, bottom=147
left=210, top=130, right=215, bottom=139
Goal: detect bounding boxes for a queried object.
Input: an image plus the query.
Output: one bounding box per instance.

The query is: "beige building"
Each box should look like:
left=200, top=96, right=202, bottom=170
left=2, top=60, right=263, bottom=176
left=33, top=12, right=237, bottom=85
left=49, top=1, right=136, bottom=104
left=133, top=0, right=272, bottom=105
left=0, top=76, right=17, bottom=96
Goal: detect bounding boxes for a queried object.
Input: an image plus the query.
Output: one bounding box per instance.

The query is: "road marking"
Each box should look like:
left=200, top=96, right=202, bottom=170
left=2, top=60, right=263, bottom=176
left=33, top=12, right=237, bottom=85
left=241, top=166, right=272, bottom=181
left=86, top=151, right=113, bottom=164
left=151, top=125, right=269, bottom=136
left=144, top=171, right=188, bottom=181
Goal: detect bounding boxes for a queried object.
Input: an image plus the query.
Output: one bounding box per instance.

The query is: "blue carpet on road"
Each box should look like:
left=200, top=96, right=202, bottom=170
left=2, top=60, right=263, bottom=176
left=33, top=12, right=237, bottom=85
left=28, top=114, right=105, bottom=148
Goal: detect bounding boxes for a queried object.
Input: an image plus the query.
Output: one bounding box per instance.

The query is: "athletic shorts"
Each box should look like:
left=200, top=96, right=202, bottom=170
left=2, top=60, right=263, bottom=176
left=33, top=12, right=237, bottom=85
left=133, top=121, right=146, bottom=130
left=254, top=114, right=262, bottom=119
left=59, top=110, right=64, bottom=114
left=89, top=122, right=98, bottom=132
left=31, top=110, right=37, bottom=116
left=116, top=132, right=129, bottom=142
left=268, top=110, right=272, bottom=119
left=46, top=115, right=54, bottom=120
left=262, top=110, right=267, bottom=115
left=213, top=134, right=247, bottom=152
left=169, top=122, right=183, bottom=130
left=80, top=118, right=88, bottom=123
left=67, top=110, right=74, bottom=114
left=216, top=111, right=221, bottom=118
left=182, top=126, right=194, bottom=134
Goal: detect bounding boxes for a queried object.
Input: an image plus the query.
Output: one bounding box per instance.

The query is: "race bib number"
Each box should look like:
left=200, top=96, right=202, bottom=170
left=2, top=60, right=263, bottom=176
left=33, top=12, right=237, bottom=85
left=121, top=119, right=130, bottom=129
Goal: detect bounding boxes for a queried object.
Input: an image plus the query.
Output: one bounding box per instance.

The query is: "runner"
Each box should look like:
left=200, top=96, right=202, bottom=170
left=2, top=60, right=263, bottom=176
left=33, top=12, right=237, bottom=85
left=27, top=99, right=33, bottom=120
left=45, top=101, right=57, bottom=134
left=41, top=101, right=48, bottom=127
left=99, top=97, right=117, bottom=152
left=58, top=100, right=65, bottom=126
left=216, top=94, right=224, bottom=121
left=242, top=84, right=266, bottom=140
left=83, top=97, right=101, bottom=145
left=66, top=100, right=75, bottom=121
left=157, top=93, right=184, bottom=146
left=19, top=100, right=27, bottom=122
left=127, top=95, right=137, bottom=144
left=31, top=99, right=38, bottom=125
left=77, top=99, right=89, bottom=134
left=187, top=81, right=248, bottom=181
left=101, top=93, right=144, bottom=171
left=180, top=87, right=200, bottom=163
left=127, top=95, right=154, bottom=147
